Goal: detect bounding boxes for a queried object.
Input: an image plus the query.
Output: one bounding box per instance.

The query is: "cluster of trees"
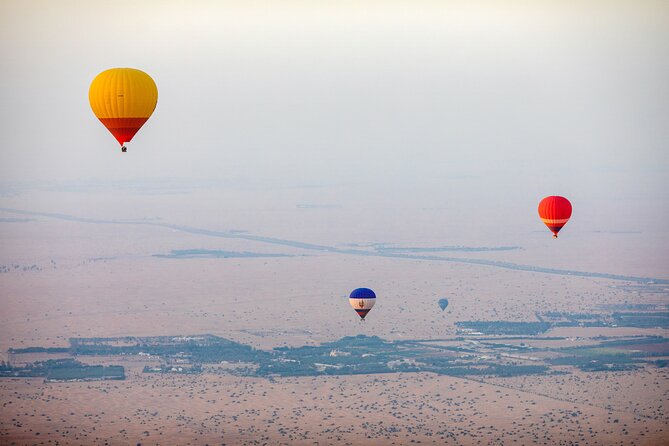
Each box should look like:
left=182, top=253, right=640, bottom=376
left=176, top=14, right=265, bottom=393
left=12, top=332, right=666, bottom=382
left=71, top=335, right=266, bottom=363
left=612, top=312, right=669, bottom=328
left=46, top=364, right=125, bottom=381
left=8, top=347, right=69, bottom=354
left=258, top=335, right=550, bottom=378
left=458, top=311, right=669, bottom=334
left=549, top=356, right=640, bottom=372
left=0, top=358, right=125, bottom=381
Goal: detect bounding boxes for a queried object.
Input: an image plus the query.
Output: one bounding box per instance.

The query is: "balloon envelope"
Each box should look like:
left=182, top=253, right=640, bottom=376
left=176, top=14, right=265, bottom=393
left=438, top=298, right=449, bottom=311
left=349, top=288, right=376, bottom=320
left=538, top=196, right=572, bottom=238
left=89, top=68, right=158, bottom=146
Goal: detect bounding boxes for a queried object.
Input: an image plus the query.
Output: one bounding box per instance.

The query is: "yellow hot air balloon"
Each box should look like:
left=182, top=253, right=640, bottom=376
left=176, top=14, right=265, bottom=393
left=89, top=68, right=158, bottom=152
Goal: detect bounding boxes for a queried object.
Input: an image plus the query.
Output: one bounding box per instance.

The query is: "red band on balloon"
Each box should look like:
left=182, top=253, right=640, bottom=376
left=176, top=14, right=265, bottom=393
left=98, top=117, right=149, bottom=145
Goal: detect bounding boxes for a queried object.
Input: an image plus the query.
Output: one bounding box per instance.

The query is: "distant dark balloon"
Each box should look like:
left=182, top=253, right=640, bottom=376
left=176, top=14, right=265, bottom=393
left=349, top=288, right=376, bottom=320
left=438, top=298, right=449, bottom=311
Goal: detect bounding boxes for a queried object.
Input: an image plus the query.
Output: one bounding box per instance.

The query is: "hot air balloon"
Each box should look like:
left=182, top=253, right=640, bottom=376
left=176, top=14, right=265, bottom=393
left=538, top=196, right=572, bottom=238
left=438, top=298, right=449, bottom=311
left=89, top=68, right=158, bottom=152
left=349, top=288, right=376, bottom=320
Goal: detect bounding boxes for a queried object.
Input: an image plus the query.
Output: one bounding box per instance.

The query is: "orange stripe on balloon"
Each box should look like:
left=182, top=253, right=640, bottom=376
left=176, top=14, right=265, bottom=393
left=541, top=218, right=570, bottom=225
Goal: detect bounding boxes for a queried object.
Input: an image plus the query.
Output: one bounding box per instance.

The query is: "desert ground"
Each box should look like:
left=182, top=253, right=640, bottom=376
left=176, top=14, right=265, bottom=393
left=1, top=187, right=668, bottom=445
left=2, top=371, right=667, bottom=446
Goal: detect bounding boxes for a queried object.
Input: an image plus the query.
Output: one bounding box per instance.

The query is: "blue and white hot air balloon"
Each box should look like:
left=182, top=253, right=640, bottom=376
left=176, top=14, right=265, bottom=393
left=349, top=288, right=376, bottom=320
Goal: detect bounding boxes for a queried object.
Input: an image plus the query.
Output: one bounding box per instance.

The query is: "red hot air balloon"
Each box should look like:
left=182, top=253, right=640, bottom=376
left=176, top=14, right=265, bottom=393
left=538, top=196, right=572, bottom=238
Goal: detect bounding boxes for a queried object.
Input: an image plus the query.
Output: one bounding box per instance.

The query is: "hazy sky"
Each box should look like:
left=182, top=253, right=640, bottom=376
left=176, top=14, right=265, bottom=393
left=1, top=1, right=668, bottom=205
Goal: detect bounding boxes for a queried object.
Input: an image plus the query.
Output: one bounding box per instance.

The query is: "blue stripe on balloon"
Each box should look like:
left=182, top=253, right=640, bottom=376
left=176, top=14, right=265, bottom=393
left=349, top=288, right=376, bottom=299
